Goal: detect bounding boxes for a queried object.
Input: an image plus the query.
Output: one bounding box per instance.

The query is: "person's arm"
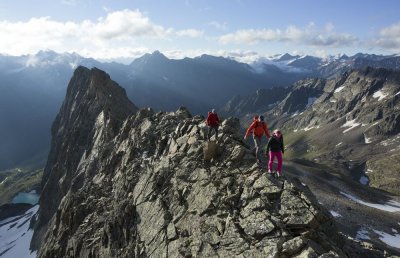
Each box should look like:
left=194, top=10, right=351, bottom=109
left=266, top=137, right=272, bottom=152
left=281, top=136, right=284, bottom=154
left=244, top=121, right=256, bottom=139
left=263, top=123, right=270, bottom=138
left=206, top=114, right=211, bottom=126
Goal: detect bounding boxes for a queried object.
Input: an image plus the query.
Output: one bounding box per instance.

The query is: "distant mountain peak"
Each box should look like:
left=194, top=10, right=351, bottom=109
left=276, top=53, right=300, bottom=62
left=151, top=50, right=167, bottom=58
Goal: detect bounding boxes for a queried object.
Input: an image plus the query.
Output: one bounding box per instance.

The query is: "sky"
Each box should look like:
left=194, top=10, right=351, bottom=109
left=0, top=0, right=399, bottom=63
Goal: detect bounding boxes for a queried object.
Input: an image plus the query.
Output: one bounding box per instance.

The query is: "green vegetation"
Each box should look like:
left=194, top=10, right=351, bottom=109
left=0, top=168, right=43, bottom=205
left=284, top=130, right=320, bottom=159
left=367, top=153, right=400, bottom=196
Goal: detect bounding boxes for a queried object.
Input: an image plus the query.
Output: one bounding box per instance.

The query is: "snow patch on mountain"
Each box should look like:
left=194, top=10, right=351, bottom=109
left=329, top=210, right=342, bottom=218
left=373, top=230, right=400, bottom=249
left=341, top=119, right=361, bottom=133
left=304, top=125, right=320, bottom=131
left=334, top=86, right=345, bottom=93
left=356, top=229, right=370, bottom=240
left=380, top=134, right=400, bottom=146
left=364, top=133, right=372, bottom=144
left=372, top=90, right=387, bottom=101
left=359, top=176, right=369, bottom=185
left=340, top=192, right=400, bottom=212
left=0, top=205, right=38, bottom=258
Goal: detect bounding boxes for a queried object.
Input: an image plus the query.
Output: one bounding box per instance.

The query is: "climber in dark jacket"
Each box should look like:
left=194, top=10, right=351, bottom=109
left=266, top=129, right=284, bottom=177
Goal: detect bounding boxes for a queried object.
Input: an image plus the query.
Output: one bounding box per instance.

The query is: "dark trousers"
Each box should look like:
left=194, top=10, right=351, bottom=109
left=207, top=125, right=219, bottom=140
left=253, top=136, right=262, bottom=163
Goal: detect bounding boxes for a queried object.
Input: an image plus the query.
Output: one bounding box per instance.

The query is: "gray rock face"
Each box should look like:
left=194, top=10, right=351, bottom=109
left=220, top=87, right=289, bottom=117
left=272, top=68, right=400, bottom=138
left=267, top=67, right=400, bottom=195
left=33, top=66, right=376, bottom=257
left=31, top=66, right=138, bottom=250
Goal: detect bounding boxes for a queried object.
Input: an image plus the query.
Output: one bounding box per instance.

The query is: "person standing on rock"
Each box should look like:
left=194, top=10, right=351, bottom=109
left=266, top=129, right=284, bottom=177
left=244, top=115, right=270, bottom=166
left=206, top=109, right=220, bottom=141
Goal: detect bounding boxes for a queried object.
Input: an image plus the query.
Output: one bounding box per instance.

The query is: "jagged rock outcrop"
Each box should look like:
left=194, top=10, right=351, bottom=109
left=32, top=66, right=138, bottom=249
left=33, top=66, right=379, bottom=257
left=272, top=78, right=326, bottom=116
left=220, top=87, right=289, bottom=117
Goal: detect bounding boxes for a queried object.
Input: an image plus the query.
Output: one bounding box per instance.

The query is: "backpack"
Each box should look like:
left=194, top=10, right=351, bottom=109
left=253, top=121, right=265, bottom=136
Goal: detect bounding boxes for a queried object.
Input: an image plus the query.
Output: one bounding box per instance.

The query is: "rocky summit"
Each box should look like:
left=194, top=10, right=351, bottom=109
left=32, top=66, right=380, bottom=257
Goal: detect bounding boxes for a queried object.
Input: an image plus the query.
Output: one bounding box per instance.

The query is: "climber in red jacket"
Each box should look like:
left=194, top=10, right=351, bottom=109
left=244, top=115, right=270, bottom=165
left=206, top=109, right=220, bottom=140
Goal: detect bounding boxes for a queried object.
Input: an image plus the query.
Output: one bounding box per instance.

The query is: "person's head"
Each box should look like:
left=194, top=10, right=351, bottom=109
left=253, top=115, right=259, bottom=121
left=273, top=129, right=282, bottom=138
left=259, top=115, right=264, bottom=122
left=211, top=109, right=216, bottom=113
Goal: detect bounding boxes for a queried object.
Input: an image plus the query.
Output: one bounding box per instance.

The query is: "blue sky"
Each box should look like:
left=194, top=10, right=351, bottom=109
left=0, top=0, right=399, bottom=62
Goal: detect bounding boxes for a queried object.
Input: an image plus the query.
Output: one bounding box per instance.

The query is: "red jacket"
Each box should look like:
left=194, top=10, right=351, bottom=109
left=206, top=112, right=220, bottom=126
left=245, top=119, right=270, bottom=138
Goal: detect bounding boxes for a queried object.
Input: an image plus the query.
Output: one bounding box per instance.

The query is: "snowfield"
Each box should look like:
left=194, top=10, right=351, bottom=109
left=373, top=230, right=400, bottom=249
left=0, top=205, right=38, bottom=258
left=340, top=192, right=400, bottom=212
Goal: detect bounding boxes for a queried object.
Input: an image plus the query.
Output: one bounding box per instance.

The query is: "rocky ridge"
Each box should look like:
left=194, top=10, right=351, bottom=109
left=268, top=67, right=400, bottom=195
left=33, top=66, right=383, bottom=257
left=219, top=87, right=290, bottom=117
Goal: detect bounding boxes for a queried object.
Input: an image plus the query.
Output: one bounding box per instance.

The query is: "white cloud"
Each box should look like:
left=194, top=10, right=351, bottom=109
left=218, top=23, right=358, bottom=47
left=81, top=46, right=149, bottom=61
left=94, top=9, right=169, bottom=39
left=0, top=9, right=173, bottom=58
left=176, top=29, right=203, bottom=38
left=162, top=48, right=261, bottom=63
left=373, top=22, right=400, bottom=51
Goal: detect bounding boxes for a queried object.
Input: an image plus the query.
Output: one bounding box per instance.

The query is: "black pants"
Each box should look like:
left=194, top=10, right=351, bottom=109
left=207, top=125, right=219, bottom=140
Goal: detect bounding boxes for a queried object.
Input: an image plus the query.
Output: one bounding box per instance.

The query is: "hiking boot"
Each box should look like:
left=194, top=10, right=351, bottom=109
left=276, top=171, right=282, bottom=177
left=268, top=169, right=272, bottom=174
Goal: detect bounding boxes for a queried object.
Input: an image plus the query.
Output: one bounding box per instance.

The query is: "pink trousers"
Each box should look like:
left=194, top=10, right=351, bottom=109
left=268, top=151, right=283, bottom=173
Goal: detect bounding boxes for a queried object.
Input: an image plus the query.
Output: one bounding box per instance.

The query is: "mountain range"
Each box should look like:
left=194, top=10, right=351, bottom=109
left=29, top=66, right=396, bottom=257
left=222, top=66, right=400, bottom=193
left=0, top=61, right=399, bottom=256
left=2, top=50, right=400, bottom=171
